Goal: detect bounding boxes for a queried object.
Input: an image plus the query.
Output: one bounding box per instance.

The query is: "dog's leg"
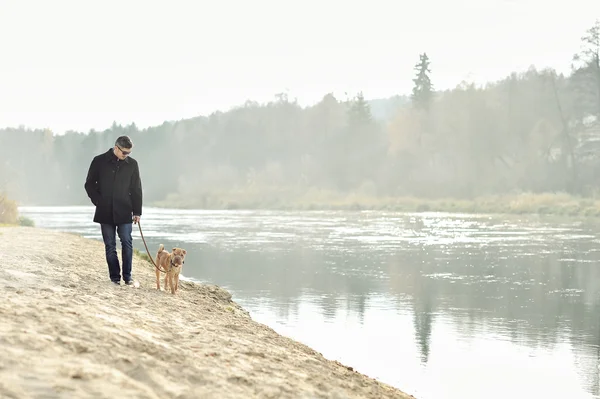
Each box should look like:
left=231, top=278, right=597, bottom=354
left=169, top=271, right=176, bottom=294
left=174, top=271, right=180, bottom=293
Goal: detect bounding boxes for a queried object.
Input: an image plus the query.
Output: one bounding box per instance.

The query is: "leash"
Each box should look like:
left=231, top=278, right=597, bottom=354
left=136, top=220, right=168, bottom=274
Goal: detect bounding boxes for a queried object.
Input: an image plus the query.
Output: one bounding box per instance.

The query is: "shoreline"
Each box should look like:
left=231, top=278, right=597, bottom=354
left=0, top=226, right=414, bottom=399
left=149, top=191, right=600, bottom=218
left=13, top=191, right=600, bottom=219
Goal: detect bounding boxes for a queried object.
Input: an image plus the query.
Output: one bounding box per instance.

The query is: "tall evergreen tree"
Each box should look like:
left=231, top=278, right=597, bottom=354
left=411, top=53, right=433, bottom=111
left=572, top=20, right=600, bottom=119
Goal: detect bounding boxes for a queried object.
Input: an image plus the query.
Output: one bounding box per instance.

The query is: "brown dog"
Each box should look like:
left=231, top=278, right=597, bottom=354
left=155, top=244, right=187, bottom=294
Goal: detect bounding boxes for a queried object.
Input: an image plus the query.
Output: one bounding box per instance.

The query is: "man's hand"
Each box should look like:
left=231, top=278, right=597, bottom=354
left=133, top=215, right=140, bottom=224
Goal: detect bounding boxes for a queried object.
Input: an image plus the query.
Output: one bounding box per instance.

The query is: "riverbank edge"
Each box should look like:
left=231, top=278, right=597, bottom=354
left=0, top=226, right=415, bottom=399
left=14, top=191, right=600, bottom=218
left=151, top=191, right=600, bottom=218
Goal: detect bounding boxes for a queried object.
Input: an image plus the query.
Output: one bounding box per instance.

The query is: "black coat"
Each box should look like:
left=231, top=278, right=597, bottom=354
left=84, top=149, right=143, bottom=225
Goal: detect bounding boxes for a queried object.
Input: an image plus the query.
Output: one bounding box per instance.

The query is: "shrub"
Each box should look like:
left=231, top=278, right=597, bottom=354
left=0, top=194, right=18, bottom=224
left=18, top=216, right=35, bottom=227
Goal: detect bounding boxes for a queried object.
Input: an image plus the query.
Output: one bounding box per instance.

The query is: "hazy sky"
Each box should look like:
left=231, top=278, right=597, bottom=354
left=0, top=0, right=599, bottom=134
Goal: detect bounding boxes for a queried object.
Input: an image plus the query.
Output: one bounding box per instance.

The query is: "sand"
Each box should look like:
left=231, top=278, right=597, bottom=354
left=0, top=226, right=415, bottom=399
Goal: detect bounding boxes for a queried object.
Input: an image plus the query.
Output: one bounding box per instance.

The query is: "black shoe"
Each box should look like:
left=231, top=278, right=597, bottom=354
left=124, top=280, right=134, bottom=286
left=112, top=280, right=121, bottom=286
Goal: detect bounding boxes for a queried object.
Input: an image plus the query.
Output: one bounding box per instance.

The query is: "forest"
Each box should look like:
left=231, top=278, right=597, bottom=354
left=1, top=21, right=599, bottom=215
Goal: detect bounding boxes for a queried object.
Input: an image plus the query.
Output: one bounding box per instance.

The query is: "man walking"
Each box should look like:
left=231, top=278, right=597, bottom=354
left=84, top=135, right=143, bottom=285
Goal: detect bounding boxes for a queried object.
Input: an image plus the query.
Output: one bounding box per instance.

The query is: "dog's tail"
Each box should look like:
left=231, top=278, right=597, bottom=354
left=155, top=244, right=165, bottom=269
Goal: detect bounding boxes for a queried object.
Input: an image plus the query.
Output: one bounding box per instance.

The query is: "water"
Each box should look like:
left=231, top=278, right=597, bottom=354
left=17, top=205, right=600, bottom=399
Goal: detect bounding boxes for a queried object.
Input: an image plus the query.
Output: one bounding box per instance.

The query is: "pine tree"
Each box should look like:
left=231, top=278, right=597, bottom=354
left=572, top=20, right=600, bottom=119
left=411, top=53, right=433, bottom=111
left=347, top=91, right=372, bottom=127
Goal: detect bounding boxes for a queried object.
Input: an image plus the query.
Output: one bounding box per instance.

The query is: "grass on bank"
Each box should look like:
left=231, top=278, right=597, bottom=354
left=133, top=248, right=153, bottom=264
left=153, top=189, right=600, bottom=217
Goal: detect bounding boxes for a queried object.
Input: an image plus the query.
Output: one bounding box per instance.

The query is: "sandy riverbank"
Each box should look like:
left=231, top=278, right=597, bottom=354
left=0, top=226, right=415, bottom=399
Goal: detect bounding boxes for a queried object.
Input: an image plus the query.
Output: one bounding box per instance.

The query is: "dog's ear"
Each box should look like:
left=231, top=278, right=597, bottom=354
left=182, top=249, right=187, bottom=255
left=172, top=247, right=177, bottom=253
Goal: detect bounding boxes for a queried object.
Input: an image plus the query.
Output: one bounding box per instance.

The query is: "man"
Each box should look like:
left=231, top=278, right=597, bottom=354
left=84, top=135, right=143, bottom=286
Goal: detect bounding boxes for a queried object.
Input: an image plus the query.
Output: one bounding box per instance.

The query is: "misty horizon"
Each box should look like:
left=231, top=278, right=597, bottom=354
left=1, top=0, right=599, bottom=134
left=1, top=2, right=599, bottom=214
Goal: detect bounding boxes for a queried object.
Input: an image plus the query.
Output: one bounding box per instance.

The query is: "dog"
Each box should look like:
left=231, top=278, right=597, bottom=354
left=155, top=244, right=187, bottom=294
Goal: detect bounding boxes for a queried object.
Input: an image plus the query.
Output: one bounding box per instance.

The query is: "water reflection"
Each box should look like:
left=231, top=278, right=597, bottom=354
left=18, top=206, right=600, bottom=399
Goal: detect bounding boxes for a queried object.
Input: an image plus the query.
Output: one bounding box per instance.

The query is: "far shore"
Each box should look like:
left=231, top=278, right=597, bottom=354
left=149, top=191, right=600, bottom=218
left=13, top=191, right=600, bottom=220
left=0, top=226, right=415, bottom=399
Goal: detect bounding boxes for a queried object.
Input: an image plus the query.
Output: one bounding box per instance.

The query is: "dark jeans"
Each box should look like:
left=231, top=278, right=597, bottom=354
left=100, top=223, right=133, bottom=283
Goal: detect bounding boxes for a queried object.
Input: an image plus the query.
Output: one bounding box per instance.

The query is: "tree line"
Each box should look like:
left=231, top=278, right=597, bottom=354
left=1, top=21, right=599, bottom=209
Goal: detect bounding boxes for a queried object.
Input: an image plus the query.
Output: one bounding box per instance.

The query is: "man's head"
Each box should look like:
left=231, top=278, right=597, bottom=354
left=113, top=136, right=133, bottom=160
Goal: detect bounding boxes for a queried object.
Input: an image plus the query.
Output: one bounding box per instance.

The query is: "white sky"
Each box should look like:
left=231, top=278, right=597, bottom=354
left=0, top=0, right=599, bottom=134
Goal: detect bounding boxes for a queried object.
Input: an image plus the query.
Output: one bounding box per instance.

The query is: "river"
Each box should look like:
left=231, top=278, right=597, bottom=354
left=18, top=205, right=600, bottom=399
